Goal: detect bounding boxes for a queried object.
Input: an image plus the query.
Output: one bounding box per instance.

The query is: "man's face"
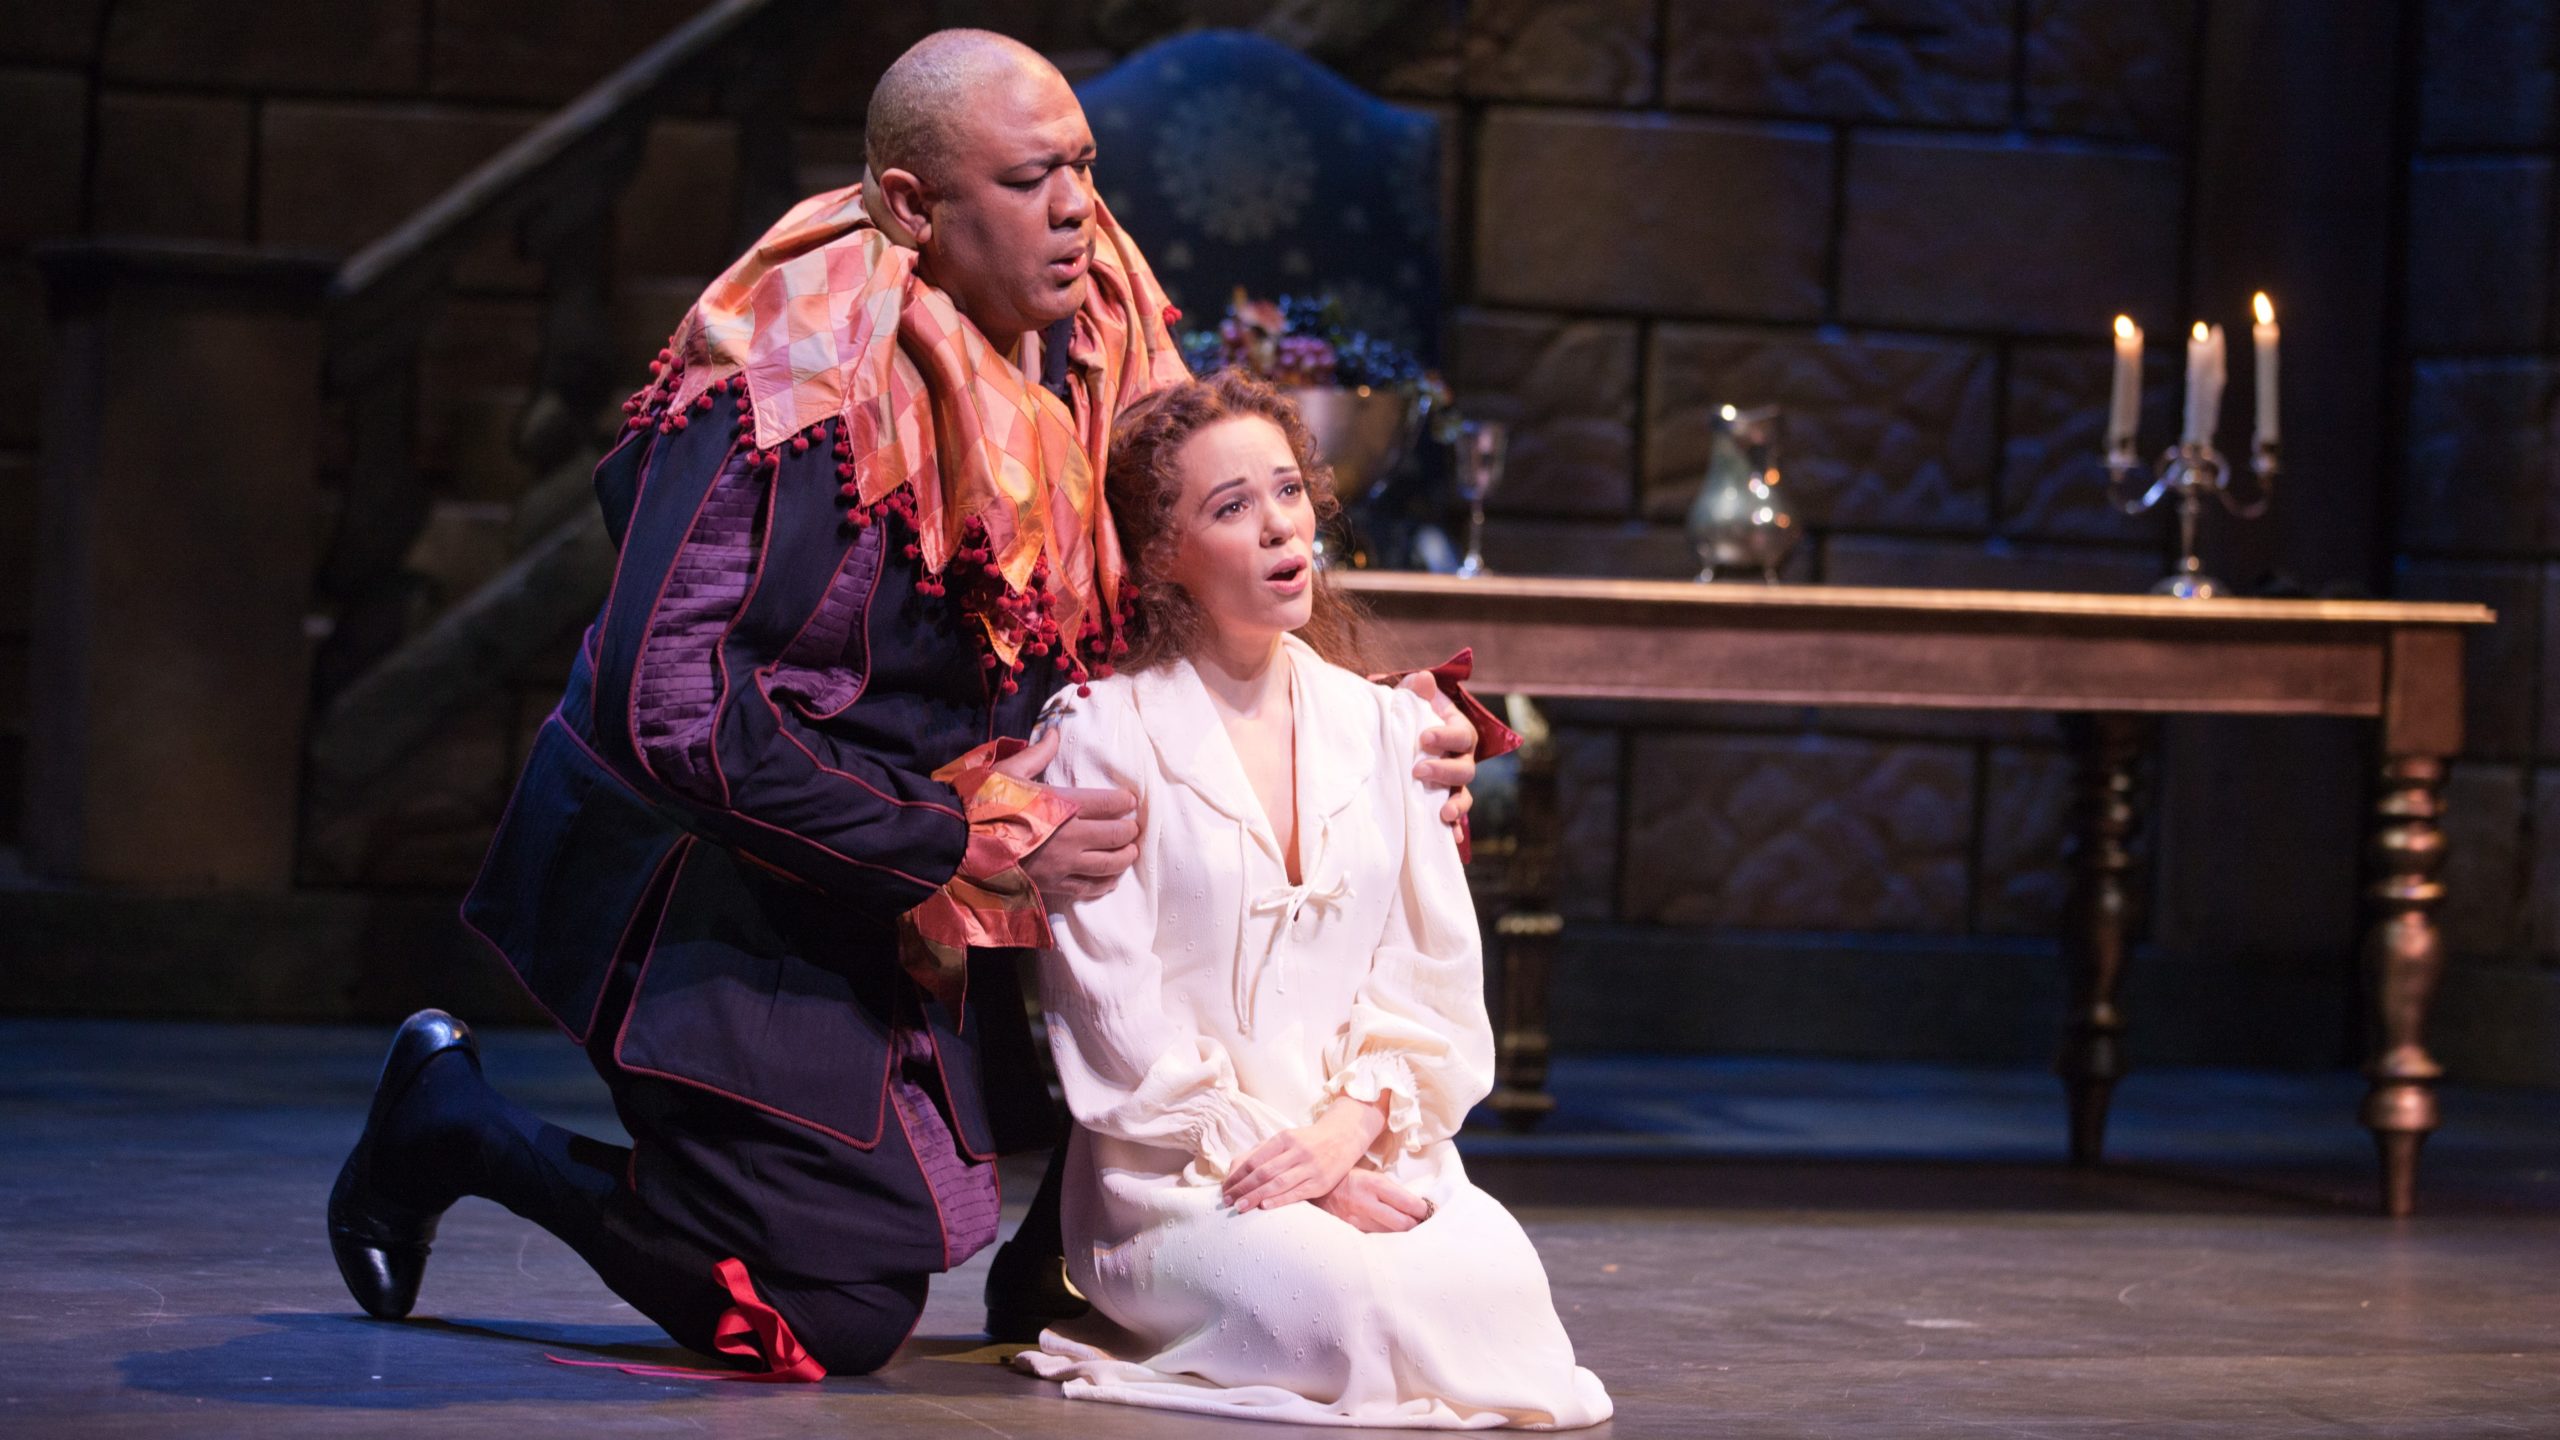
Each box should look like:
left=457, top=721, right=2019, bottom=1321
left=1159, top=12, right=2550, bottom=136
left=916, top=63, right=1097, bottom=347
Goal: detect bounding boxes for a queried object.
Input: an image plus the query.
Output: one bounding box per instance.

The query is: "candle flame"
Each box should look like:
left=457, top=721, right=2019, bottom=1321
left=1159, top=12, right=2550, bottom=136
left=2114, top=315, right=2137, bottom=341
left=2191, top=321, right=2210, bottom=343
left=1718, top=404, right=1737, bottom=421
left=2253, top=292, right=2274, bottom=325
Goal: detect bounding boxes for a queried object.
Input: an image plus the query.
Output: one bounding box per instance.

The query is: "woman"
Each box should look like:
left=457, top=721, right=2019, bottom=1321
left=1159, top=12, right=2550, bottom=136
left=1013, top=372, right=1611, bottom=1428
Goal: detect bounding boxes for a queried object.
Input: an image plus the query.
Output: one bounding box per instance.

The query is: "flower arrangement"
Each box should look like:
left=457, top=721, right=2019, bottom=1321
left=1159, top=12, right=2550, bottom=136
left=1182, top=289, right=1451, bottom=416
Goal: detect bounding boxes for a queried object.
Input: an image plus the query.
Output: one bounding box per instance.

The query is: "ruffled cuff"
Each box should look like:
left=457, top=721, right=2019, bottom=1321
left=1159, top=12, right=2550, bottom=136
left=1319, top=1052, right=1426, bottom=1168
left=1372, top=648, right=1520, bottom=865
left=907, top=738, right=1076, bottom=954
left=1183, top=1090, right=1280, bottom=1178
left=1374, top=647, right=1522, bottom=764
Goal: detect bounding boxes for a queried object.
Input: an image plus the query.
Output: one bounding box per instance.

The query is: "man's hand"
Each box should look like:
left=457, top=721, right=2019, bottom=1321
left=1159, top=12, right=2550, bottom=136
left=1312, top=1170, right=1434, bottom=1234
left=1221, top=1099, right=1387, bottom=1213
left=1398, top=671, right=1477, bottom=827
left=992, top=731, right=1138, bottom=903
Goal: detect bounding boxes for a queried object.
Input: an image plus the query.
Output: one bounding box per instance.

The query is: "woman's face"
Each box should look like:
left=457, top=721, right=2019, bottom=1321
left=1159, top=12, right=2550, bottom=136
left=1164, top=414, right=1317, bottom=652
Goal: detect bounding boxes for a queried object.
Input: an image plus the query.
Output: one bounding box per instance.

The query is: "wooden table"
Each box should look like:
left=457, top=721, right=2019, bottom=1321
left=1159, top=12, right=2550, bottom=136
left=1340, top=572, right=2496, bottom=1216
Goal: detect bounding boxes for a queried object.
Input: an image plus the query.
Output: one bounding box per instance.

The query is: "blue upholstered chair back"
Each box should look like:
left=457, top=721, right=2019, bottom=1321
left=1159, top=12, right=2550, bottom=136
left=1078, top=30, right=1443, bottom=361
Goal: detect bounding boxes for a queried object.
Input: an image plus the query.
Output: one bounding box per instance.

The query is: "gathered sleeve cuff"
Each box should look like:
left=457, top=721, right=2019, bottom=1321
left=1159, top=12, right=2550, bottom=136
left=1372, top=647, right=1523, bottom=764
left=907, top=738, right=1077, bottom=957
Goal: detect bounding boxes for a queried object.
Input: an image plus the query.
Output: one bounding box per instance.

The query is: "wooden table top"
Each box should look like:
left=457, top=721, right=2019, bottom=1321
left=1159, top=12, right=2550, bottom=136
left=1335, top=572, right=2496, bottom=752
left=1337, top=571, right=2496, bottom=631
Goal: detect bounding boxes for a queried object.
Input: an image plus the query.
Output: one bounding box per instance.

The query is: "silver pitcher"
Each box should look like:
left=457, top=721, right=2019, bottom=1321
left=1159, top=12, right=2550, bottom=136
left=1687, top=403, right=1797, bottom=583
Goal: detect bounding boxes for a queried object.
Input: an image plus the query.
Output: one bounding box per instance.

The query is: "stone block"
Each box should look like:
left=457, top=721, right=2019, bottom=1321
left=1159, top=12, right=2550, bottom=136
left=1663, top=0, right=2012, bottom=124
left=2405, top=159, right=2553, bottom=355
left=1476, top=110, right=1831, bottom=321
left=94, top=93, right=253, bottom=241
left=790, top=0, right=936, bottom=121
left=1366, top=1, right=1464, bottom=100
left=2541, top=566, right=2560, bottom=758
left=2443, top=762, right=2529, bottom=958
left=1621, top=731, right=1976, bottom=931
left=259, top=101, right=536, bottom=258
left=1551, top=726, right=1620, bottom=922
left=428, top=0, right=701, bottom=104
left=104, top=0, right=424, bottom=92
left=2532, top=771, right=2560, bottom=957
left=1978, top=744, right=2072, bottom=936
left=2417, top=0, right=2559, bottom=149
left=1644, top=324, right=1996, bottom=532
left=798, top=124, right=867, bottom=197
left=2399, top=358, right=2555, bottom=556
left=1479, top=517, right=1697, bottom=580
left=0, top=258, right=45, bottom=448
left=0, top=68, right=86, bottom=246
left=618, top=116, right=740, bottom=280
left=1464, top=0, right=1656, bottom=105
left=0, top=452, right=30, bottom=632
left=2396, top=560, right=2539, bottom=760
left=303, top=694, right=514, bottom=887
left=1999, top=341, right=2183, bottom=540
left=2022, top=0, right=2197, bottom=145
left=416, top=296, right=542, bottom=477
left=1839, top=132, right=2182, bottom=336
left=1820, top=534, right=2160, bottom=594
left=1449, top=309, right=1637, bottom=518
left=0, top=0, right=106, bottom=64
left=424, top=389, right=542, bottom=507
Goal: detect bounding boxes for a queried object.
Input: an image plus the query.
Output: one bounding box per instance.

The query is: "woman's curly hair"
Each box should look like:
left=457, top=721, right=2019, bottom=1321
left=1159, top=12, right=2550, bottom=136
left=1105, top=370, right=1371, bottom=674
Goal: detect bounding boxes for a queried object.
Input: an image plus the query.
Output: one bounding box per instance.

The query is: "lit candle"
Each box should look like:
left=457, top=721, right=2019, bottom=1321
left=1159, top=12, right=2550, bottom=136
left=2108, top=315, right=2143, bottom=452
left=2251, top=292, right=2279, bottom=447
left=2181, top=321, right=2226, bottom=448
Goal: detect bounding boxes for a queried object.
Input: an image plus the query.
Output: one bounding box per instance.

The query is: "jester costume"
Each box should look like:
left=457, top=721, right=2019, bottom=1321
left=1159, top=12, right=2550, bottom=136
left=327, top=183, right=1189, bottom=1376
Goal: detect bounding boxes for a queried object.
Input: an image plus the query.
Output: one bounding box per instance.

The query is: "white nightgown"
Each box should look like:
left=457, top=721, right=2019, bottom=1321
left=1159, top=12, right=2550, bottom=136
left=1012, top=635, right=1611, bottom=1430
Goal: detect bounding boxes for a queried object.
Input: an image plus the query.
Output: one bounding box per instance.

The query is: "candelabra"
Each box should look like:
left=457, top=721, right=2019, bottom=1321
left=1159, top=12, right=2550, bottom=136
left=2105, top=434, right=2278, bottom=599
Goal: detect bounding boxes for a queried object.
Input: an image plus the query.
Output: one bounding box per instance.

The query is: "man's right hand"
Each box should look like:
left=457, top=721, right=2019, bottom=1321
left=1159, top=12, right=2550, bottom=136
left=992, top=731, right=1138, bottom=903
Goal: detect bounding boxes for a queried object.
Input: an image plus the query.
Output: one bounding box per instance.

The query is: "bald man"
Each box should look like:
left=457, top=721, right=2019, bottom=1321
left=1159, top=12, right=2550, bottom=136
left=325, top=29, right=1481, bottom=1378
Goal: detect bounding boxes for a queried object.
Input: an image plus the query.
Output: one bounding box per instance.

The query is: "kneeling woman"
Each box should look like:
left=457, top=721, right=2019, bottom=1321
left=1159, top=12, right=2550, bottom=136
left=1015, top=373, right=1610, bottom=1429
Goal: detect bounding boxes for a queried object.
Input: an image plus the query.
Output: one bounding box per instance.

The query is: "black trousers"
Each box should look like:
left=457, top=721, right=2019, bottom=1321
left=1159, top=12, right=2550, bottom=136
left=401, top=960, right=930, bottom=1374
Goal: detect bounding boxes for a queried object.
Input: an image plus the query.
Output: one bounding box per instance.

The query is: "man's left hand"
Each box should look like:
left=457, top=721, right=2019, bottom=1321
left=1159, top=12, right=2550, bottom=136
left=1399, top=670, right=1477, bottom=827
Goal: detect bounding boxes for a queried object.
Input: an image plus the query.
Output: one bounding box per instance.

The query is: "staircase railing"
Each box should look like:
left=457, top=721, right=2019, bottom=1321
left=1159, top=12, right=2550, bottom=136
left=302, top=0, right=835, bottom=817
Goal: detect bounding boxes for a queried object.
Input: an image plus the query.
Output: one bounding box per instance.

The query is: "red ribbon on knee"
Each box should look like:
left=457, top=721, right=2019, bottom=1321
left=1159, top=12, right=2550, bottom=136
left=546, top=1257, right=828, bottom=1383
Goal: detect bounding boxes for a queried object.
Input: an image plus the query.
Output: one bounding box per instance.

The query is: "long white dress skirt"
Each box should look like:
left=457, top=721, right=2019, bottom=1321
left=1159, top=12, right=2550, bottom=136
left=1018, top=1128, right=1612, bottom=1429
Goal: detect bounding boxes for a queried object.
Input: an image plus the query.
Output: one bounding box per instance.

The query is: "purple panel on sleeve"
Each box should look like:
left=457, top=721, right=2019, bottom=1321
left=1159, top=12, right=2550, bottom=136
left=631, top=445, right=762, bottom=798
left=769, top=517, right=885, bottom=721
left=890, top=1025, right=1001, bottom=1269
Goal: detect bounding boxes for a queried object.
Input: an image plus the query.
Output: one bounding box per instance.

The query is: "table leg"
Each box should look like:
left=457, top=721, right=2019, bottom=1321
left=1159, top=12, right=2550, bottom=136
left=2057, top=713, right=2147, bottom=1166
left=2362, top=755, right=2448, bottom=1218
left=1488, top=698, right=1560, bottom=1131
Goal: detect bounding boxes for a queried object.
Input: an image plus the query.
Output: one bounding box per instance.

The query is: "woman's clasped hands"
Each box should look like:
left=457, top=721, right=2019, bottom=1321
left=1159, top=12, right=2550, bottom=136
left=1219, top=1096, right=1436, bottom=1233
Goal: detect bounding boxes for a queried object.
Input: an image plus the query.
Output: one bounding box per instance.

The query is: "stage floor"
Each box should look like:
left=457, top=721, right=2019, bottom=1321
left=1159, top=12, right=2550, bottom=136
left=4, top=1018, right=2556, bottom=1438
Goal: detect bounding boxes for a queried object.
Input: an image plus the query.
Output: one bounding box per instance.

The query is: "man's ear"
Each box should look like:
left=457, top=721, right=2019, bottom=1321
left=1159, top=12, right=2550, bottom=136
left=876, top=166, right=934, bottom=246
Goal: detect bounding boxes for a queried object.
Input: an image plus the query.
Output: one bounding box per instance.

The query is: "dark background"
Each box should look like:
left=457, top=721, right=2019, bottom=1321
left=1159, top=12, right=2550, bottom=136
left=3, top=0, right=2553, bottom=1087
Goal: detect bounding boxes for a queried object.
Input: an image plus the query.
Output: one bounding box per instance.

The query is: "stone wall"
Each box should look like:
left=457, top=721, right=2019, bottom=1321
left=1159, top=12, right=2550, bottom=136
left=2394, top=0, right=2560, bottom=1079
left=8, top=1, right=2556, bottom=1081
left=1350, top=0, right=2230, bottom=1061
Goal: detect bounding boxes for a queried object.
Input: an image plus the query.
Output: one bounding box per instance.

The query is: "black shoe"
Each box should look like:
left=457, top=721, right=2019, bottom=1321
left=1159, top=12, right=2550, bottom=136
left=327, top=1009, right=478, bottom=1320
left=982, top=1237, right=1088, bottom=1342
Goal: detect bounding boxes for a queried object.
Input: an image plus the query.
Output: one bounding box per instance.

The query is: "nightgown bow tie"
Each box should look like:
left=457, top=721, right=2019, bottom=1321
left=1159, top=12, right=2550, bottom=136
left=1236, top=851, right=1353, bottom=1037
